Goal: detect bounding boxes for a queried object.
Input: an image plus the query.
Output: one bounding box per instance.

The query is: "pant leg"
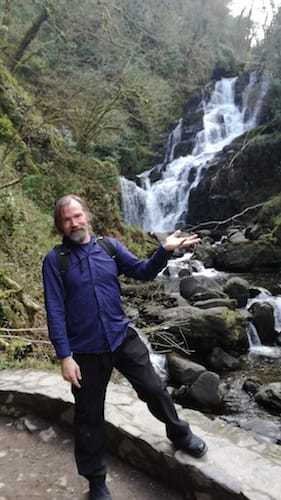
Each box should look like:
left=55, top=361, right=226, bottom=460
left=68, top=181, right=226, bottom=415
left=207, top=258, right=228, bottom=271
left=72, top=353, right=113, bottom=479
left=114, top=327, right=191, bottom=442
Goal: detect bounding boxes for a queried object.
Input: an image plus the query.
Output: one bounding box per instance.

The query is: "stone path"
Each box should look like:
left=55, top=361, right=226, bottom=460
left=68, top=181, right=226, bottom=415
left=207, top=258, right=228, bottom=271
left=0, top=369, right=280, bottom=500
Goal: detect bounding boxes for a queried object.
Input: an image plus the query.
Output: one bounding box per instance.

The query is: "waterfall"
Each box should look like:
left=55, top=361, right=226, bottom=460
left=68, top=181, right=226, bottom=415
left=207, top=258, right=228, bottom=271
left=246, top=323, right=262, bottom=347
left=120, top=73, right=267, bottom=233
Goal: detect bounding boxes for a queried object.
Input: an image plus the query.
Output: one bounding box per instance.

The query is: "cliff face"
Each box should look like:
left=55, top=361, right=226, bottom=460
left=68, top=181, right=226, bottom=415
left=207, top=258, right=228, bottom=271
left=186, top=129, right=281, bottom=225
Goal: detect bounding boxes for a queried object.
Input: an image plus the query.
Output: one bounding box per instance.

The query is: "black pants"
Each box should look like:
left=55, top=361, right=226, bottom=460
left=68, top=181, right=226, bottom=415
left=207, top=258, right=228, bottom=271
left=72, top=327, right=191, bottom=479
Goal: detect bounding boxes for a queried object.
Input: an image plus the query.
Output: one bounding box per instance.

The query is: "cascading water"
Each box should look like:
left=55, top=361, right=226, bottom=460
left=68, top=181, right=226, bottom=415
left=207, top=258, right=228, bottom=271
left=120, top=73, right=267, bottom=233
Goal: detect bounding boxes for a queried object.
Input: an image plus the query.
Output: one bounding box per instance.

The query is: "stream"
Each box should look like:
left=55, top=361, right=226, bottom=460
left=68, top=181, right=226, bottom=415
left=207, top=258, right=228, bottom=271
left=156, top=254, right=281, bottom=443
left=120, top=73, right=280, bottom=443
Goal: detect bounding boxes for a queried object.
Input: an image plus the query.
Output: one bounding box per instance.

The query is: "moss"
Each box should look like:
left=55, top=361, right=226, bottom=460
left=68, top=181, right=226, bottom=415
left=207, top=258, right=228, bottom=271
left=0, top=59, right=35, bottom=124
left=191, top=309, right=246, bottom=347
left=0, top=114, right=17, bottom=140
left=258, top=195, right=281, bottom=230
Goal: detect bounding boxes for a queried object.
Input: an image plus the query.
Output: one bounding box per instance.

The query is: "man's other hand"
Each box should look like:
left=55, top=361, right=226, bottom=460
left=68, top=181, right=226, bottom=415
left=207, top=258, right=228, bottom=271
left=61, top=356, right=82, bottom=388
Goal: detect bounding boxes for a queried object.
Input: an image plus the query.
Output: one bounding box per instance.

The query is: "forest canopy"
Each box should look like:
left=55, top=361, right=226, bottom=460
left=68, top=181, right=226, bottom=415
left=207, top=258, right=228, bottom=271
left=1, top=0, right=263, bottom=176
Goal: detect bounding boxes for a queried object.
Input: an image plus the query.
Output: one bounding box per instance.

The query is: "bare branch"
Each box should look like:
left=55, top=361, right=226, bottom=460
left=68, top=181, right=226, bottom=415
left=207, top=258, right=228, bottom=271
left=187, top=202, right=264, bottom=232
left=0, top=334, right=50, bottom=345
left=0, top=175, right=26, bottom=191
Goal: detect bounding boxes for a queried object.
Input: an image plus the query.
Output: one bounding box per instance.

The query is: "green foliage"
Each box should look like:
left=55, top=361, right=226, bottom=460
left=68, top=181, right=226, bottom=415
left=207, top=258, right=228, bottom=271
left=0, top=194, right=15, bottom=243
left=0, top=0, right=251, bottom=177
left=258, top=195, right=281, bottom=230
left=257, top=7, right=281, bottom=124
left=0, top=114, right=16, bottom=140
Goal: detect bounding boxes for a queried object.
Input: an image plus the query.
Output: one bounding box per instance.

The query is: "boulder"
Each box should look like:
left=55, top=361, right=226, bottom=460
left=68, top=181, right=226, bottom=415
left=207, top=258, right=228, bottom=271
left=167, top=353, right=206, bottom=386
left=242, top=377, right=262, bottom=395
left=188, top=308, right=248, bottom=353
left=208, top=346, right=241, bottom=372
left=227, top=228, right=248, bottom=244
left=192, top=240, right=217, bottom=268
left=255, top=382, right=281, bottom=413
left=223, top=276, right=250, bottom=308
left=248, top=301, right=276, bottom=344
left=173, top=371, right=225, bottom=412
left=150, top=306, right=249, bottom=355
left=189, top=371, right=225, bottom=411
left=214, top=240, right=281, bottom=272
left=179, top=275, right=223, bottom=301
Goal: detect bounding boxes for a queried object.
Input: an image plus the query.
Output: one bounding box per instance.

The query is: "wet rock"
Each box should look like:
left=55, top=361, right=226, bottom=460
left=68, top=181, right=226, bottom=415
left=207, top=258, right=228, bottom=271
left=188, top=307, right=248, bottom=353
left=223, top=277, right=249, bottom=308
left=167, top=353, right=206, bottom=386
left=214, top=240, right=281, bottom=272
left=173, top=371, right=225, bottom=412
left=208, top=347, right=241, bottom=372
left=179, top=275, right=223, bottom=301
left=189, top=371, right=225, bottom=411
left=185, top=131, right=281, bottom=227
left=227, top=229, right=248, bottom=244
left=242, top=378, right=262, bottom=395
left=241, top=417, right=281, bottom=444
left=150, top=305, right=248, bottom=355
left=192, top=239, right=217, bottom=268
left=245, top=223, right=264, bottom=240
left=255, top=382, right=281, bottom=413
left=248, top=301, right=276, bottom=345
left=276, top=332, right=281, bottom=346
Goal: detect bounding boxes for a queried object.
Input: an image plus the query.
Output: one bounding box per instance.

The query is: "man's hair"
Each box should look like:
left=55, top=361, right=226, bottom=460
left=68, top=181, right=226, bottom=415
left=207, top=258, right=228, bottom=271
left=54, top=194, right=92, bottom=234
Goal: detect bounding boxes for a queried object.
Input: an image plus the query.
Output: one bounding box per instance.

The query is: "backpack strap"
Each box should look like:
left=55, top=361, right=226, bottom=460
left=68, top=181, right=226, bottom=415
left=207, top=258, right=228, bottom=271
left=54, top=244, right=71, bottom=277
left=54, top=237, right=118, bottom=278
left=96, top=236, right=116, bottom=260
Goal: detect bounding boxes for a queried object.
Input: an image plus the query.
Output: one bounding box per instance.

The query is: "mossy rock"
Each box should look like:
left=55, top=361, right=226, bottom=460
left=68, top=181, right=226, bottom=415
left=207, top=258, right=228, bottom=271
left=215, top=240, right=281, bottom=271
left=189, top=308, right=247, bottom=352
left=258, top=194, right=281, bottom=230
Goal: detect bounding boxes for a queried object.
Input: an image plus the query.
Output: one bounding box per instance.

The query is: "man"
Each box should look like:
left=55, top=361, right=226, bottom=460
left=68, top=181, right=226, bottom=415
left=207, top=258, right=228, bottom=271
left=42, top=194, right=207, bottom=500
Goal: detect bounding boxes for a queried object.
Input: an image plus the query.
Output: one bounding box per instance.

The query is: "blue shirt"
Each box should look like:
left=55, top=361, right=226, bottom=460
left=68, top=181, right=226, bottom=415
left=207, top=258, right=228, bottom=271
left=42, top=236, right=171, bottom=359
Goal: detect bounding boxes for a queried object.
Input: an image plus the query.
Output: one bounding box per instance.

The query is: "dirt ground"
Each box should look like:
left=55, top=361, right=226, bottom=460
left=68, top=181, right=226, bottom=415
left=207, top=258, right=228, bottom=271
left=0, top=414, right=183, bottom=500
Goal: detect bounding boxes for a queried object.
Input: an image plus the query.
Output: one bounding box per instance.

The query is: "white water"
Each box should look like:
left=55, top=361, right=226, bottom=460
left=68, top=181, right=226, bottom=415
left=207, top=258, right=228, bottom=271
left=121, top=73, right=267, bottom=232
left=246, top=322, right=262, bottom=347
left=247, top=289, right=281, bottom=357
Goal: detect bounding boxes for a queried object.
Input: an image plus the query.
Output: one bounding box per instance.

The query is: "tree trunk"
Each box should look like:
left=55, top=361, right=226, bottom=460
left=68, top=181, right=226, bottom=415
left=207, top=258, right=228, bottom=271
left=10, top=7, right=49, bottom=72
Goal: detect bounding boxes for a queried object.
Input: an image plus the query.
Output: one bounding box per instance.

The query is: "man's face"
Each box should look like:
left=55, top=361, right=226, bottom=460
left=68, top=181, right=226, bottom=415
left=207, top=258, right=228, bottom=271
left=60, top=200, right=91, bottom=244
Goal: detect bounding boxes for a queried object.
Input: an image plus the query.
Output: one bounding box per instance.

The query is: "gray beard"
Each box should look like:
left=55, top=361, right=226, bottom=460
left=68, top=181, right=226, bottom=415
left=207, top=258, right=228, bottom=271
left=68, top=228, right=87, bottom=244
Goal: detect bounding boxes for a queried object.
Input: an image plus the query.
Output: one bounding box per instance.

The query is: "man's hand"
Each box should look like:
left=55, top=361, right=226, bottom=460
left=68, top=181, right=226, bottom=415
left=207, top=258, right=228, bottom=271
left=163, top=230, right=201, bottom=251
left=61, top=356, right=82, bottom=388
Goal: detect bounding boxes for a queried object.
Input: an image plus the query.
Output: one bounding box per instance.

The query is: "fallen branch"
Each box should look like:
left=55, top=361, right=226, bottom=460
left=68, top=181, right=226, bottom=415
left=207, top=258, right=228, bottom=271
left=0, top=327, right=48, bottom=333
left=187, top=202, right=264, bottom=232
left=0, top=175, right=26, bottom=190
left=0, top=334, right=50, bottom=345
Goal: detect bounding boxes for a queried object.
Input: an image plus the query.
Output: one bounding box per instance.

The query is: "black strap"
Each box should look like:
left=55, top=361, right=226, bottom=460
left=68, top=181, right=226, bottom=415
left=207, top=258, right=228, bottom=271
left=54, top=237, right=117, bottom=277
left=96, top=236, right=116, bottom=259
left=54, top=245, right=71, bottom=276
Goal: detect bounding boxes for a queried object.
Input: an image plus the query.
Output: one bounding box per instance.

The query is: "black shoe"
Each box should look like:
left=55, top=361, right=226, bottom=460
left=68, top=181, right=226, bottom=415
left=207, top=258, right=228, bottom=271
left=89, top=478, right=112, bottom=500
left=174, top=433, right=208, bottom=458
